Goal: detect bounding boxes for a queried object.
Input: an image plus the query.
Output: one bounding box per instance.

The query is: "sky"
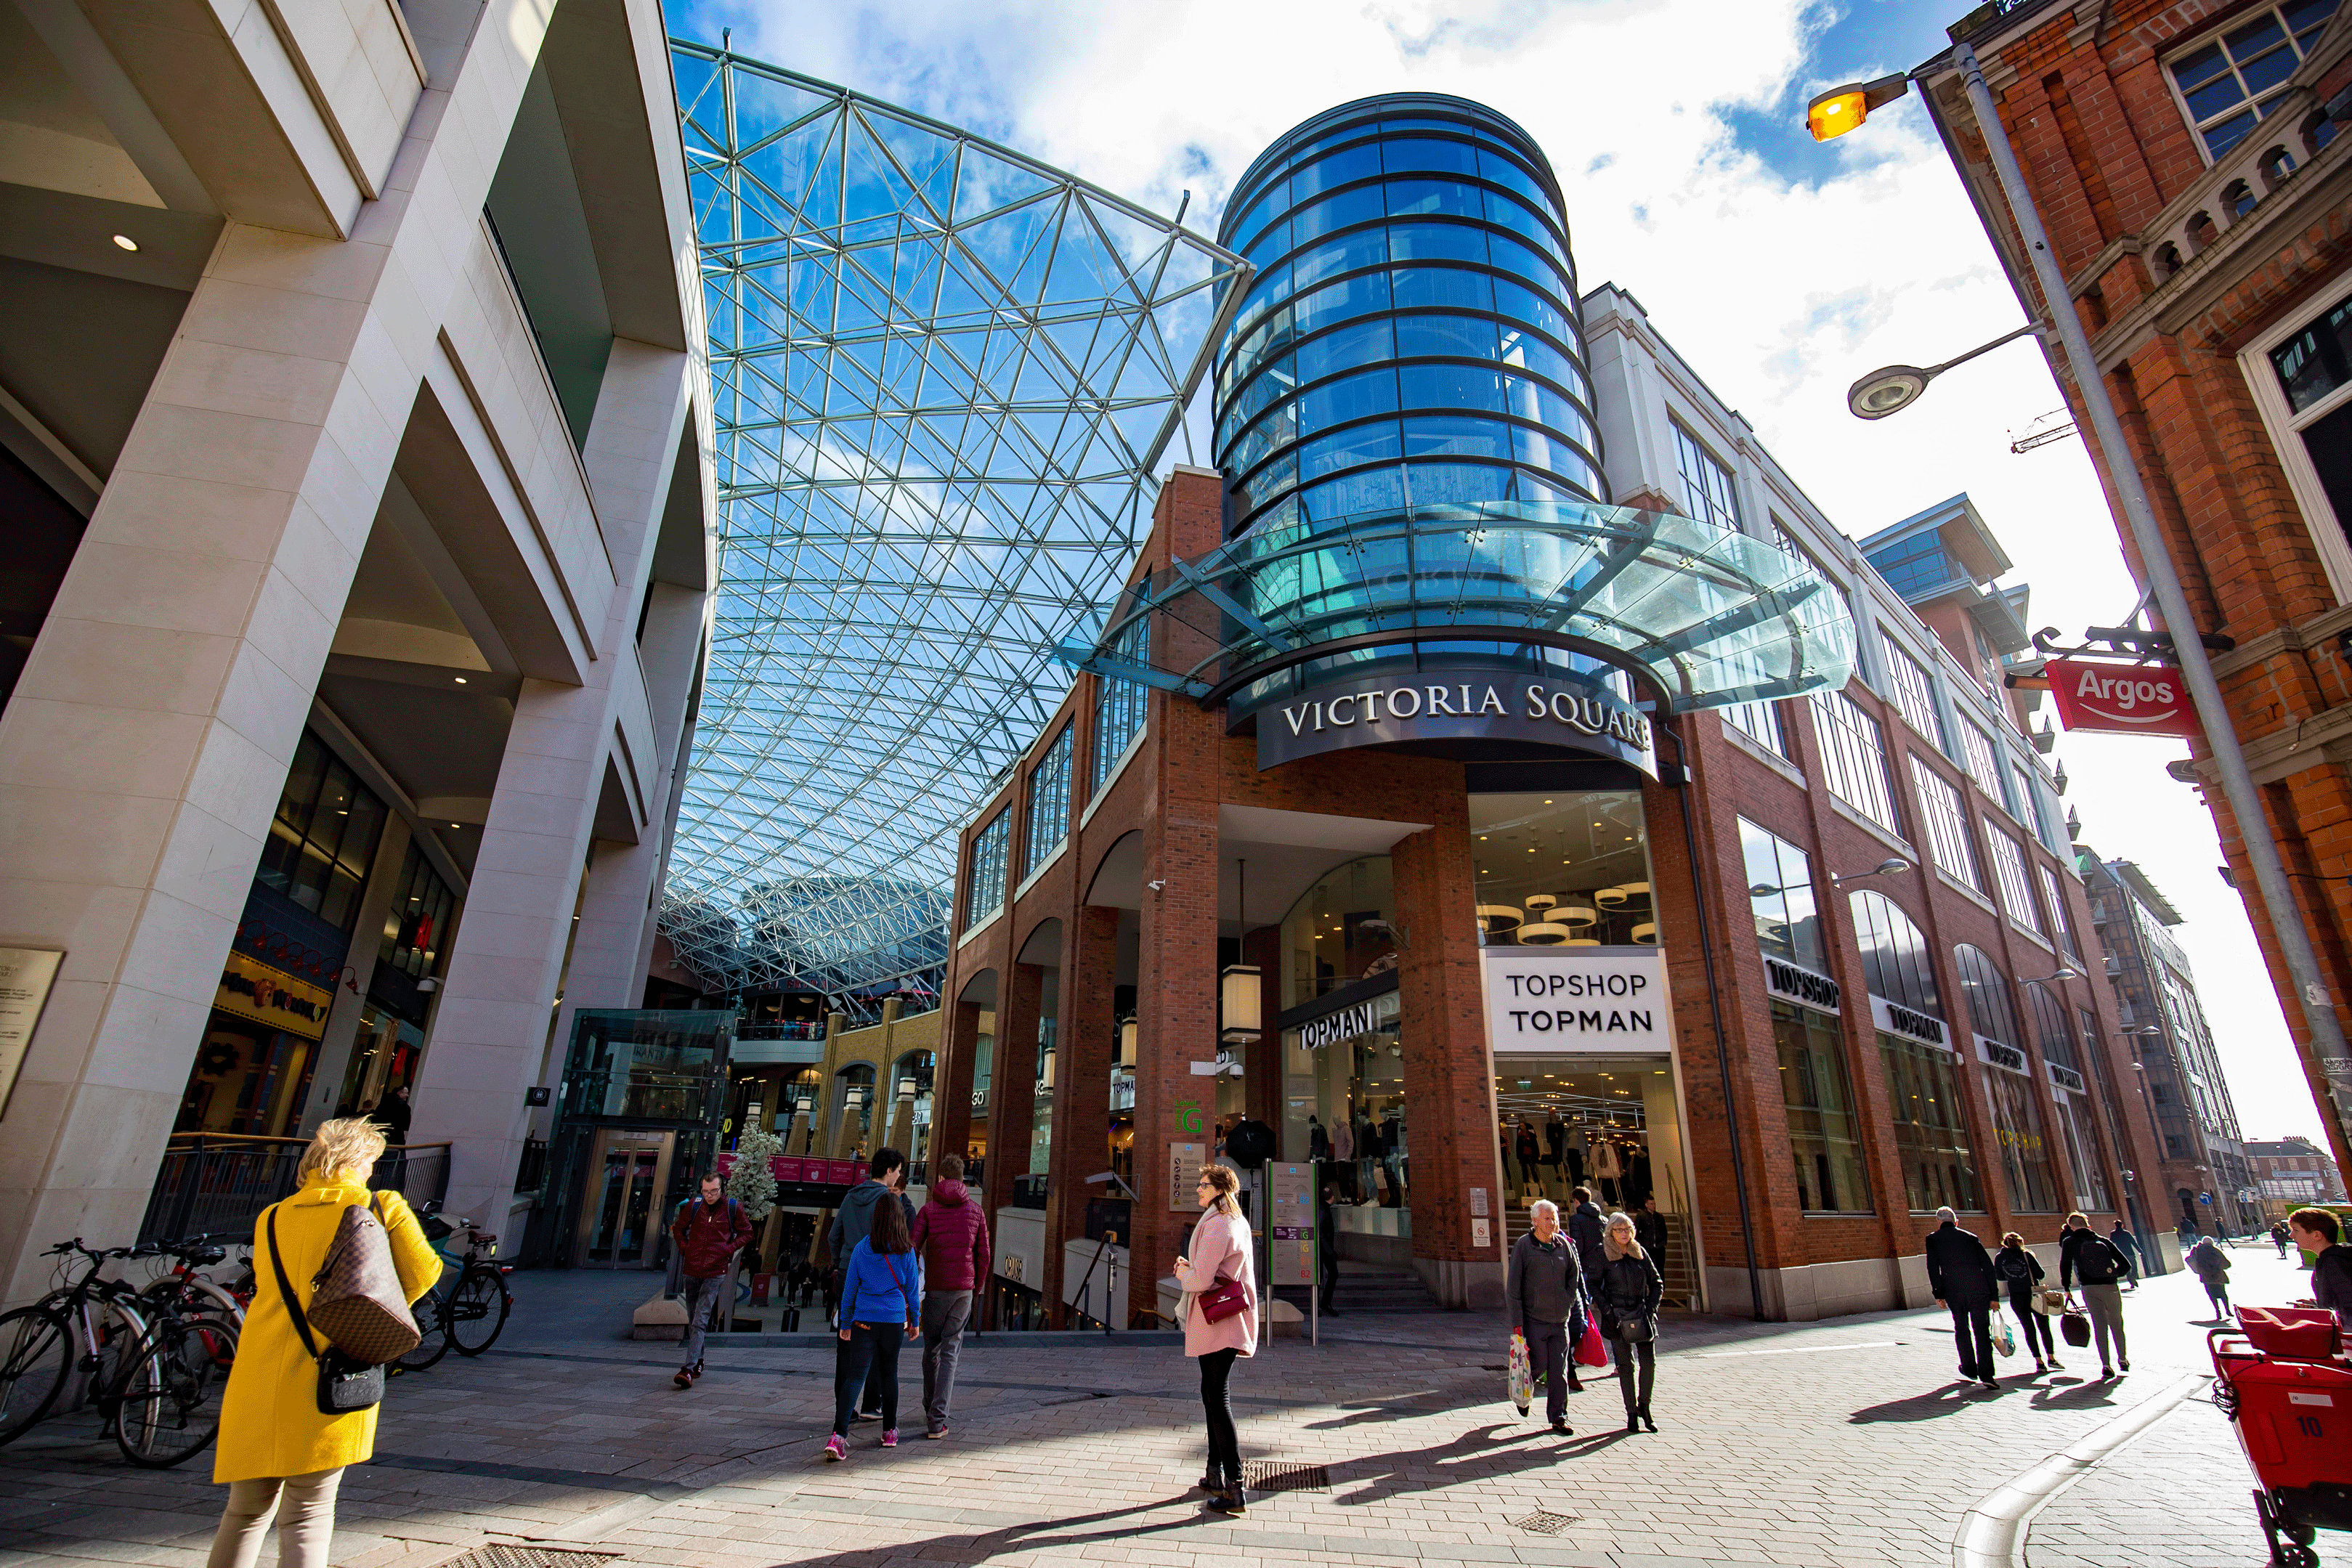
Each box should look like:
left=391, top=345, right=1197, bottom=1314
left=673, top=0, right=2331, bottom=1147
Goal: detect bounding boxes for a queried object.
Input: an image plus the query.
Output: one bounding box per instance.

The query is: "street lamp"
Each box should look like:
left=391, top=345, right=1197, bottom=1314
left=1804, top=50, right=2352, bottom=1154
left=1846, top=322, right=2045, bottom=419
left=2027, top=967, right=2085, bottom=984
left=1829, top=858, right=1911, bottom=884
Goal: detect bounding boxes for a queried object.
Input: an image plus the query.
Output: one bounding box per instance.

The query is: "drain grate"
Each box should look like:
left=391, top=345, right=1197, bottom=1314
left=1242, top=1460, right=1330, bottom=1493
left=1509, top=1510, right=1579, bottom=1536
left=440, top=1548, right=623, bottom=1568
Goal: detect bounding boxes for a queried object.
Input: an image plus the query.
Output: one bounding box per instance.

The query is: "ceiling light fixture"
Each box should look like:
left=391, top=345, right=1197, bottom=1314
left=112, top=234, right=138, bottom=251
left=454, top=675, right=468, bottom=684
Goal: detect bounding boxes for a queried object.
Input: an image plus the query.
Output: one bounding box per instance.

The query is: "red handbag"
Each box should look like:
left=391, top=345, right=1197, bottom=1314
left=1573, top=1315, right=1609, bottom=1368
left=1198, top=1275, right=1252, bottom=1323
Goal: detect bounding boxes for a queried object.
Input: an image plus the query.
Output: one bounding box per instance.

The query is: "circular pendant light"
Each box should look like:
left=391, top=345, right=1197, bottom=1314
left=1477, top=904, right=1524, bottom=935
left=1562, top=937, right=1602, bottom=947
left=1517, top=921, right=1573, bottom=946
left=1557, top=903, right=1599, bottom=927
left=1631, top=922, right=1658, bottom=944
left=1524, top=893, right=1557, bottom=913
left=1618, top=881, right=1652, bottom=904
left=1594, top=885, right=1628, bottom=908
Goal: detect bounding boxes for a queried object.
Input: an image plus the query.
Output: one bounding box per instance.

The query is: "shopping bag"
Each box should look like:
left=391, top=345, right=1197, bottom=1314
left=1574, top=1315, right=1609, bottom=1368
left=1991, top=1311, right=2016, bottom=1358
left=2060, top=1308, right=2092, bottom=1349
left=1507, top=1331, right=1533, bottom=1416
left=2031, top=1287, right=2065, bottom=1316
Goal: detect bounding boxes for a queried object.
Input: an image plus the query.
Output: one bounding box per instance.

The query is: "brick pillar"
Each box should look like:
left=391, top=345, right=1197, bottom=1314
left=1045, top=903, right=1121, bottom=1325
left=933, top=994, right=984, bottom=1173
left=1391, top=793, right=1507, bottom=1309
left=981, top=962, right=1042, bottom=1226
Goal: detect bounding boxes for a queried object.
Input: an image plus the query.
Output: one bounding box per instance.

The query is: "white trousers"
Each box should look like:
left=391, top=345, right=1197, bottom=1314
left=207, top=1467, right=344, bottom=1568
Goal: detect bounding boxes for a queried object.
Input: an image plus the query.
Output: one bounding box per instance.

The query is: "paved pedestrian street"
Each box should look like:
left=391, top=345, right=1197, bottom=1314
left=0, top=1243, right=2323, bottom=1567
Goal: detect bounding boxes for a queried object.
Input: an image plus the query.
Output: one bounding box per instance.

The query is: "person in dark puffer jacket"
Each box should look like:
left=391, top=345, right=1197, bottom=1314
left=910, top=1153, right=992, bottom=1438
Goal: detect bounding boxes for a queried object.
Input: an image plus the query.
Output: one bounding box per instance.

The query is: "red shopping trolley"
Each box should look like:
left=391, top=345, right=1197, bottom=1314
left=2211, top=1306, right=2352, bottom=1568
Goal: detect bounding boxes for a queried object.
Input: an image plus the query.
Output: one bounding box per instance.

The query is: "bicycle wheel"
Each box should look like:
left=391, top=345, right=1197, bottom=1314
left=113, top=1315, right=236, bottom=1469
left=392, top=1288, right=449, bottom=1372
left=0, top=1306, right=70, bottom=1447
left=446, top=1266, right=511, bottom=1356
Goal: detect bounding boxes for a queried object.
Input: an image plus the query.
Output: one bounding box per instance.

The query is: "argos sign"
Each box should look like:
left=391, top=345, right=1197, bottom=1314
left=2047, top=658, right=2202, bottom=739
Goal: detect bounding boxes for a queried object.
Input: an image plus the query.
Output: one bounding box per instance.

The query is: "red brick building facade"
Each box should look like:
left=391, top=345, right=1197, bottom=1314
left=1920, top=0, right=2352, bottom=1177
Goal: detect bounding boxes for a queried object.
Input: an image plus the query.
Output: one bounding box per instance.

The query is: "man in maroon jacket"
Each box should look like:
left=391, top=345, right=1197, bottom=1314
left=670, top=1171, right=754, bottom=1387
left=909, top=1153, right=991, bottom=1437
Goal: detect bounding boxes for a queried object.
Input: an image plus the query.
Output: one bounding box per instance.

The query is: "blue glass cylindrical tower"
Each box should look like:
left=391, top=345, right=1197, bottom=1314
left=1212, top=94, right=1600, bottom=538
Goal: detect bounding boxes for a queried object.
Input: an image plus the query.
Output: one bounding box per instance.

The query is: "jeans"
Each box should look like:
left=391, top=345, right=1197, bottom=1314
left=680, top=1272, right=727, bottom=1368
left=2080, top=1282, right=2128, bottom=1367
left=1610, top=1333, right=1655, bottom=1415
left=2200, top=1277, right=2232, bottom=1316
left=1948, top=1302, right=1995, bottom=1379
left=207, top=1469, right=343, bottom=1568
left=1198, top=1346, right=1241, bottom=1482
left=920, top=1290, right=971, bottom=1431
left=2006, top=1286, right=2055, bottom=1360
left=1522, top=1317, right=1571, bottom=1425
left=833, top=1322, right=904, bottom=1435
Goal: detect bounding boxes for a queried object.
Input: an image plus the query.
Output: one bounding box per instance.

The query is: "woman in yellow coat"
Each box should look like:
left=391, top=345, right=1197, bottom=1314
left=207, top=1117, right=441, bottom=1568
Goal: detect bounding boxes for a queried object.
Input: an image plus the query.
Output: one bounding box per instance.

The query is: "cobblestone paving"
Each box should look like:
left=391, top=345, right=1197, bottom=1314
left=0, top=1243, right=2316, bottom=1567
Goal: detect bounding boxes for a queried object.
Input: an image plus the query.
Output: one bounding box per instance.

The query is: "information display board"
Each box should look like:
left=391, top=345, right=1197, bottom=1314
left=1268, top=1162, right=1315, bottom=1285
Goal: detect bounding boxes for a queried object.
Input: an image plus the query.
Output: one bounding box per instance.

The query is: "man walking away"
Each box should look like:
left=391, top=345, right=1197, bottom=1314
left=2059, top=1211, right=2133, bottom=1378
left=1505, top=1199, right=1585, bottom=1434
left=1568, top=1187, right=1606, bottom=1277
left=670, top=1172, right=753, bottom=1387
left=909, top=1153, right=989, bottom=1439
left=2271, top=1220, right=2294, bottom=1261
left=830, top=1149, right=915, bottom=1419
left=2288, top=1207, right=2352, bottom=1316
left=2186, top=1233, right=2234, bottom=1320
left=2107, top=1220, right=2144, bottom=1289
left=1317, top=1183, right=1342, bottom=1316
left=1924, top=1207, right=1999, bottom=1389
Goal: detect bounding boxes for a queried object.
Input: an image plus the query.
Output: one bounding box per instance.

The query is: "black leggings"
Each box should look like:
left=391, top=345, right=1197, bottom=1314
left=833, top=1323, right=904, bottom=1435
left=1198, top=1348, right=1241, bottom=1479
left=2007, top=1285, right=2056, bottom=1358
left=1612, top=1336, right=1655, bottom=1415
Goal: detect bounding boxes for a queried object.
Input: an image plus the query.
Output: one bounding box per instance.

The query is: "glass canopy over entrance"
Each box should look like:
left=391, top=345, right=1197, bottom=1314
left=660, top=43, right=1248, bottom=994
left=1055, top=500, right=1857, bottom=715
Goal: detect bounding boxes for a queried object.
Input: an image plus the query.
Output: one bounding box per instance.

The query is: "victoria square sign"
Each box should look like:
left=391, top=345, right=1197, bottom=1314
left=1257, top=665, right=1658, bottom=776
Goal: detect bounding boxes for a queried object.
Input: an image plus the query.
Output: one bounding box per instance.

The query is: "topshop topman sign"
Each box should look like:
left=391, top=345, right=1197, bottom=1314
left=1257, top=665, right=1658, bottom=777
left=1481, top=946, right=1671, bottom=1054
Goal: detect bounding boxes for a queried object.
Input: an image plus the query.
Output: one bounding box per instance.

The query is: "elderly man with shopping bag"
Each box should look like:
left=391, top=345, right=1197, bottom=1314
left=1504, top=1199, right=1589, bottom=1434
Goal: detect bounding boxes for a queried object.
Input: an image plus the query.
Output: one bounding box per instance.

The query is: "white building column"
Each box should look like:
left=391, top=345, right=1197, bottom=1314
left=410, top=340, right=696, bottom=1230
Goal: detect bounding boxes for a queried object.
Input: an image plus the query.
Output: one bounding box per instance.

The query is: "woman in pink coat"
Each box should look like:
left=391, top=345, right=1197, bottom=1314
left=1173, top=1162, right=1257, bottom=1515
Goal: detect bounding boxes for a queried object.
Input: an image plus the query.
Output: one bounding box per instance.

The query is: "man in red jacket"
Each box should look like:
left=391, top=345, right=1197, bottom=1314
left=909, top=1153, right=991, bottom=1438
left=670, top=1171, right=754, bottom=1388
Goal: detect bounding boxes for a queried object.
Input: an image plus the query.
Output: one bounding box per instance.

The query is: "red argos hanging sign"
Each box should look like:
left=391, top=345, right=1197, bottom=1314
left=2046, top=658, right=2203, bottom=739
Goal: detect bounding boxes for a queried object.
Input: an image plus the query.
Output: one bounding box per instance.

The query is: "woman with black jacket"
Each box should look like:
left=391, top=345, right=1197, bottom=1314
left=1992, top=1232, right=2059, bottom=1373
left=1593, top=1211, right=1664, bottom=1433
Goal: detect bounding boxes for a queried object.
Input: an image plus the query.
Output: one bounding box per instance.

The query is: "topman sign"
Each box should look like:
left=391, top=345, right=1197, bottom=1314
left=1255, top=663, right=1658, bottom=776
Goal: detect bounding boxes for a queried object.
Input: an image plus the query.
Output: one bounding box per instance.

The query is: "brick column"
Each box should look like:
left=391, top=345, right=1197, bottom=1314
left=933, top=994, right=983, bottom=1171
left=1044, top=903, right=1120, bottom=1324
left=1390, top=795, right=1507, bottom=1309
left=979, top=962, right=1042, bottom=1230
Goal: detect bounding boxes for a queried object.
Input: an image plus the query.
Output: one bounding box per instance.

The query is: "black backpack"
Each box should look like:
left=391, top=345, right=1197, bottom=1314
left=2075, top=1235, right=2128, bottom=1284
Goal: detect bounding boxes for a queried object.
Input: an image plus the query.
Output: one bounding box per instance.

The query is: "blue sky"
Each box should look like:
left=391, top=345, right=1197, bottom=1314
left=666, top=0, right=2328, bottom=1145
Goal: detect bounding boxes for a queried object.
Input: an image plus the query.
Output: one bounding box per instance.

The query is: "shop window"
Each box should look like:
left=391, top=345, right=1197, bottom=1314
left=2165, top=0, right=2340, bottom=162
left=257, top=728, right=388, bottom=932
left=1879, top=1036, right=1980, bottom=1213
left=963, top=810, right=1010, bottom=932
left=1774, top=1001, right=1873, bottom=1214
left=1721, top=699, right=1787, bottom=759
left=1883, top=638, right=1946, bottom=750
left=1809, top=689, right=1903, bottom=838
left=1982, top=1065, right=2062, bottom=1214
left=1022, top=723, right=1074, bottom=880
left=1952, top=943, right=2022, bottom=1044
left=1739, top=818, right=1822, bottom=972
left=1914, top=760, right=1984, bottom=893
left=1985, top=826, right=2046, bottom=938
left=1471, top=792, right=1653, bottom=948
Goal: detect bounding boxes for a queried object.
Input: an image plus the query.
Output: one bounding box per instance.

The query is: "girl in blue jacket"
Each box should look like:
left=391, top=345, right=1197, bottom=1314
left=826, top=1188, right=922, bottom=1459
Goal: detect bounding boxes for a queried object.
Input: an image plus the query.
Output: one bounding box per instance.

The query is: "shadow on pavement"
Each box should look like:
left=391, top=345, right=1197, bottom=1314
left=1846, top=1381, right=2003, bottom=1423
left=1324, top=1418, right=1631, bottom=1507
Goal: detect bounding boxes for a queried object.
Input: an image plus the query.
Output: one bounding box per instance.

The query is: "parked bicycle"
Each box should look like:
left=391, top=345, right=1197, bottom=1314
left=392, top=1203, right=512, bottom=1372
left=0, top=1239, right=237, bottom=1466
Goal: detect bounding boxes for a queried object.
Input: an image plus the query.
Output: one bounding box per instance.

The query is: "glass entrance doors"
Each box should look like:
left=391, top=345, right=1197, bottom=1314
left=576, top=1129, right=676, bottom=1267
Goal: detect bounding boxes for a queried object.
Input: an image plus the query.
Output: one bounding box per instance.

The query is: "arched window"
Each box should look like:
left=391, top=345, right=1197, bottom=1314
left=1952, top=944, right=2019, bottom=1044
left=2222, top=179, right=2257, bottom=221
left=1849, top=891, right=1939, bottom=1015
left=2020, top=982, right=2077, bottom=1071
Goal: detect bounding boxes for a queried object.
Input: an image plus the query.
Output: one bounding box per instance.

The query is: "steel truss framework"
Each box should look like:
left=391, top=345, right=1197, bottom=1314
left=660, top=42, right=1246, bottom=997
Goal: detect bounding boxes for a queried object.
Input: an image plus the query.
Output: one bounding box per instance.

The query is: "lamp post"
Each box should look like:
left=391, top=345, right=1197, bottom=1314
left=1808, top=45, right=2352, bottom=1171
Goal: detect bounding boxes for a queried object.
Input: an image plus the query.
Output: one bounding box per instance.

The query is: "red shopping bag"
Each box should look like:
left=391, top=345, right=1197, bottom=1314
left=1575, top=1315, right=1609, bottom=1368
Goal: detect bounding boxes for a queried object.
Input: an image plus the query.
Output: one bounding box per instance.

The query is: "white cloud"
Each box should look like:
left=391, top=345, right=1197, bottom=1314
left=692, top=0, right=2327, bottom=1145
